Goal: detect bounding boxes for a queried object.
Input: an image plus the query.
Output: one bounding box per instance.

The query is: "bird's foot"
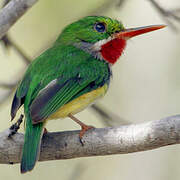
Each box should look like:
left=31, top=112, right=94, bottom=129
left=8, top=114, right=24, bottom=138
left=79, top=124, right=94, bottom=145
left=68, top=113, right=95, bottom=145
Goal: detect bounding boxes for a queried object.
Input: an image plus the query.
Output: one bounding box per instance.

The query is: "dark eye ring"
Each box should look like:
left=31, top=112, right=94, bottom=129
left=94, top=22, right=106, bottom=33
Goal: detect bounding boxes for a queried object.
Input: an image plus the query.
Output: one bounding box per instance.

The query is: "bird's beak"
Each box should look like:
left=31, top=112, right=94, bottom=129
left=115, top=25, right=166, bottom=39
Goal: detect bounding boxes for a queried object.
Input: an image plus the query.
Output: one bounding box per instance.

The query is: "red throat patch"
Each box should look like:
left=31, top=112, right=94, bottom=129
left=100, top=38, right=126, bottom=64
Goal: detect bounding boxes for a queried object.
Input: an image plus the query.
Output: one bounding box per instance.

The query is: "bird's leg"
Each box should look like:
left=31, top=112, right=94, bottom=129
left=8, top=114, right=24, bottom=138
left=68, top=113, right=94, bottom=144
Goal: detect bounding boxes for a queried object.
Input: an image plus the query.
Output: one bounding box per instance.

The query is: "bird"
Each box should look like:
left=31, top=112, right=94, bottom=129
left=10, top=16, right=165, bottom=173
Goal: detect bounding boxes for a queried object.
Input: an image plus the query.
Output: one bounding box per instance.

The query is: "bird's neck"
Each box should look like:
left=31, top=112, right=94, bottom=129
left=74, top=38, right=126, bottom=64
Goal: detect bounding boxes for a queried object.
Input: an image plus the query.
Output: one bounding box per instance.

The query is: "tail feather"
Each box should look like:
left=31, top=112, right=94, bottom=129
left=21, top=114, right=44, bottom=173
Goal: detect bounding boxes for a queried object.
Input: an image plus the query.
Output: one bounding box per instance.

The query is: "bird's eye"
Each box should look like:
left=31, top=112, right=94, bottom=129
left=94, top=22, right=106, bottom=33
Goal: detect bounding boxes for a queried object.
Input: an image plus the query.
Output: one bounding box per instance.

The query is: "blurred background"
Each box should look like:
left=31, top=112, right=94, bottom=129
left=0, top=0, right=180, bottom=179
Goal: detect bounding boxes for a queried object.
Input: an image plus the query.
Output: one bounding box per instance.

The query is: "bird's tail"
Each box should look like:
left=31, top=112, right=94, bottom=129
left=21, top=112, right=44, bottom=173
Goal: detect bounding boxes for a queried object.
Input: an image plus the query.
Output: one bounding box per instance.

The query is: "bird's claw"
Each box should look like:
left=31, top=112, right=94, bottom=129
left=79, top=125, right=95, bottom=146
left=8, top=114, right=24, bottom=138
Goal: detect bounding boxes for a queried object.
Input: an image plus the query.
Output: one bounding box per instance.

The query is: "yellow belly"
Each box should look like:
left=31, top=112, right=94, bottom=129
left=49, top=84, right=108, bottom=119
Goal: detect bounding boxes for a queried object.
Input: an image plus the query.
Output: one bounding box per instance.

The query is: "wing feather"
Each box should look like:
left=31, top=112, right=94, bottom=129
left=11, top=73, right=31, bottom=120
left=30, top=74, right=97, bottom=124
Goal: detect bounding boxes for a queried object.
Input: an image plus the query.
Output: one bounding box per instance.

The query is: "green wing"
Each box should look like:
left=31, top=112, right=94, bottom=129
left=29, top=65, right=106, bottom=124
left=11, top=71, right=31, bottom=120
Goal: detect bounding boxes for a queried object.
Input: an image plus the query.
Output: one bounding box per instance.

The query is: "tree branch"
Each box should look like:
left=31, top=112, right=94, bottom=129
left=0, top=0, right=179, bottom=166
left=1, top=114, right=180, bottom=164
left=0, top=0, right=38, bottom=39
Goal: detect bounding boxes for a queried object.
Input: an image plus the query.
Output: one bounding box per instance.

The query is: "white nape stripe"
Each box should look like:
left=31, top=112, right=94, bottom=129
left=92, top=36, right=113, bottom=51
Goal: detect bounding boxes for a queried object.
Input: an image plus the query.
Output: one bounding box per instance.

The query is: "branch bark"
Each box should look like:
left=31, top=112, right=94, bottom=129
left=1, top=114, right=180, bottom=164
left=0, top=0, right=38, bottom=39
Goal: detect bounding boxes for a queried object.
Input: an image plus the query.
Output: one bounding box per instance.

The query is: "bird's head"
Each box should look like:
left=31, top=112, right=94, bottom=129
left=56, top=16, right=165, bottom=64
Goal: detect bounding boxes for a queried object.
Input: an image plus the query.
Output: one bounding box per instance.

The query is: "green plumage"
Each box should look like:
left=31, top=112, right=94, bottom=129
left=17, top=45, right=110, bottom=173
left=11, top=16, right=125, bottom=173
left=21, top=114, right=43, bottom=173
